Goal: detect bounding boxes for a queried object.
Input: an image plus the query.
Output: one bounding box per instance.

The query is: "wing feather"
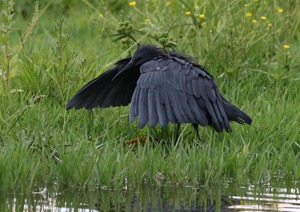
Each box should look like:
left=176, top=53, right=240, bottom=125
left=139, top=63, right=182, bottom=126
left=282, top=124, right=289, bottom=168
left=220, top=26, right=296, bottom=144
left=129, top=87, right=141, bottom=123
left=154, top=88, right=168, bottom=127
left=138, top=88, right=149, bottom=128
left=187, top=94, right=208, bottom=126
left=148, top=88, right=159, bottom=127
left=66, top=57, right=139, bottom=109
left=160, top=85, right=177, bottom=123
left=166, top=86, right=187, bottom=123
left=130, top=56, right=231, bottom=131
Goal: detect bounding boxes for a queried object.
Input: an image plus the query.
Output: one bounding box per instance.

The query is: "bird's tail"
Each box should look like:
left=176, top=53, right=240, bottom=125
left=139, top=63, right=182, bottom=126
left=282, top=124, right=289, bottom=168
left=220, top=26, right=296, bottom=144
left=222, top=98, right=252, bottom=125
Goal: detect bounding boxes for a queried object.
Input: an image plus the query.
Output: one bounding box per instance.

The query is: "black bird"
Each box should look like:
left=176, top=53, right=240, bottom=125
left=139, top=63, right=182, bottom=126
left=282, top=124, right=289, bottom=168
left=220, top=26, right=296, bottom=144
left=66, top=44, right=252, bottom=136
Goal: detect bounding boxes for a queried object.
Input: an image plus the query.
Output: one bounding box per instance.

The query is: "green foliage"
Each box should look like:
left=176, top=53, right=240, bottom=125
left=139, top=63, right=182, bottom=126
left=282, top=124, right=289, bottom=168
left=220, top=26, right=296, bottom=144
left=0, top=0, right=39, bottom=95
left=0, top=0, right=299, bottom=196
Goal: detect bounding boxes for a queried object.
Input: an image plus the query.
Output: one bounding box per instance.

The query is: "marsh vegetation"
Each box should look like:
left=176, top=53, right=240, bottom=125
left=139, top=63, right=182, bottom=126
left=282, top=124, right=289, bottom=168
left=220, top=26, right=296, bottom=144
left=0, top=1, right=299, bottom=210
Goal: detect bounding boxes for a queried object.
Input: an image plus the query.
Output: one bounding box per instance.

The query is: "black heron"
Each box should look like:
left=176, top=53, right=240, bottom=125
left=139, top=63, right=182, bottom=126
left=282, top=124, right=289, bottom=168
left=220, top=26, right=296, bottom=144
left=66, top=44, right=252, bottom=139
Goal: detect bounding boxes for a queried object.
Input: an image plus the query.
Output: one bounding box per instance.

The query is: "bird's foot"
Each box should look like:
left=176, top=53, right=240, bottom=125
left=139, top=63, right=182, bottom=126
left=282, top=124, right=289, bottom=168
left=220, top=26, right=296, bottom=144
left=124, top=136, right=147, bottom=145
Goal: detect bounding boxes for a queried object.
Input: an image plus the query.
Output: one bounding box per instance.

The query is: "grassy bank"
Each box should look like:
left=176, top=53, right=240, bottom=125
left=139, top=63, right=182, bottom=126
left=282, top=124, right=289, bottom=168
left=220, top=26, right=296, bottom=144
left=0, top=0, right=300, bottom=193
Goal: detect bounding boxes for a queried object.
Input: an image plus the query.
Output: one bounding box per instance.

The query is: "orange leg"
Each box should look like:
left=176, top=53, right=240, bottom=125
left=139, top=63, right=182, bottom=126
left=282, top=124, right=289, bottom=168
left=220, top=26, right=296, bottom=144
left=124, top=136, right=147, bottom=144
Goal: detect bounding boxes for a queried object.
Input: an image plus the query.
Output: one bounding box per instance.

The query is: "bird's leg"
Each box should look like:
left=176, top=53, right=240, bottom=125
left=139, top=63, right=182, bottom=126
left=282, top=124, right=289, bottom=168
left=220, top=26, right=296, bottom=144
left=192, top=124, right=201, bottom=140
left=124, top=136, right=147, bottom=145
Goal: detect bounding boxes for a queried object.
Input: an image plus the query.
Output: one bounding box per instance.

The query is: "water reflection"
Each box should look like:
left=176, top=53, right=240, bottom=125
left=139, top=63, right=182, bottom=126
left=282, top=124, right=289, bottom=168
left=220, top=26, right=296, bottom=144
left=230, top=186, right=300, bottom=211
left=2, top=183, right=300, bottom=211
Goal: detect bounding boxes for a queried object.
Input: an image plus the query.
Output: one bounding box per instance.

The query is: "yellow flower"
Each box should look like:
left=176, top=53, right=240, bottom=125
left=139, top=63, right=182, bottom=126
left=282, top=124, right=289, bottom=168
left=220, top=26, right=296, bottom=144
left=245, top=12, right=252, bottom=17
left=268, top=23, right=272, bottom=27
left=129, top=1, right=136, bottom=7
left=283, top=44, right=290, bottom=49
left=185, top=11, right=191, bottom=16
left=260, top=16, right=267, bottom=21
left=244, top=4, right=249, bottom=7
left=253, top=0, right=258, bottom=2
left=166, top=1, right=171, bottom=6
left=201, top=22, right=206, bottom=27
left=252, top=19, right=257, bottom=23
left=194, top=5, right=200, bottom=10
left=277, top=8, right=283, bottom=13
left=199, top=14, right=205, bottom=19
left=145, top=18, right=149, bottom=22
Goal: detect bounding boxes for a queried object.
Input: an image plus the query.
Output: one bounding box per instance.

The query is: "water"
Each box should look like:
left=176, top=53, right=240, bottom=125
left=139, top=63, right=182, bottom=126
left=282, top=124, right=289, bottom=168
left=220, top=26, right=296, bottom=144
left=2, top=182, right=300, bottom=211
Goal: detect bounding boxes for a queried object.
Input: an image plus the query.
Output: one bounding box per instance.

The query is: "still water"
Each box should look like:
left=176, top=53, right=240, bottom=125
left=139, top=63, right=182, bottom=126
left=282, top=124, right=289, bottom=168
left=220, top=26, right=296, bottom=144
left=2, top=182, right=300, bottom=211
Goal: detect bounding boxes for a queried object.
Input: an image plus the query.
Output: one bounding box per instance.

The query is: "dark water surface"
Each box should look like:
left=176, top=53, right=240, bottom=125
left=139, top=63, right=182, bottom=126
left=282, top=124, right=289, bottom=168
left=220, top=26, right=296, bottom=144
left=2, top=182, right=300, bottom=211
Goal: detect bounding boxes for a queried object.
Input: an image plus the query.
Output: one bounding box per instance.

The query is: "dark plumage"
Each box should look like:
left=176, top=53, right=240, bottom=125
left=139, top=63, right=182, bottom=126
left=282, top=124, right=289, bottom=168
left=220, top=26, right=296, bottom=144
left=67, top=44, right=252, bottom=133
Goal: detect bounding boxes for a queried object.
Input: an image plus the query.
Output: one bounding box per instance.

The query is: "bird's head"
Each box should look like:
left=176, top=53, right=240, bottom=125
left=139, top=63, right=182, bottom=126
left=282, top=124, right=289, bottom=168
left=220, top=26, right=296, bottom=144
left=113, top=44, right=165, bottom=80
left=130, top=44, right=164, bottom=65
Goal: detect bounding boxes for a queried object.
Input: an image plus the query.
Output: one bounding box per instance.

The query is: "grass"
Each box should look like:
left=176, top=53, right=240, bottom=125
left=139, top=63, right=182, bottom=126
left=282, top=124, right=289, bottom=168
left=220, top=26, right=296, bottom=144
left=0, top=0, right=300, bottom=196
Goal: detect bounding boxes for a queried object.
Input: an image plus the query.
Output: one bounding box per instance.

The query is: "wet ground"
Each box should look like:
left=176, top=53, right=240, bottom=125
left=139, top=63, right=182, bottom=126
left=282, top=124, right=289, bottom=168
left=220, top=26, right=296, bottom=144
left=2, top=182, right=300, bottom=211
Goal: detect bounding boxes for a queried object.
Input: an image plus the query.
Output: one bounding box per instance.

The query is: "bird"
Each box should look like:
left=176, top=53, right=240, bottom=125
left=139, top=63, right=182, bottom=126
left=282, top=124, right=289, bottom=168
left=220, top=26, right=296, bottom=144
left=66, top=44, right=252, bottom=138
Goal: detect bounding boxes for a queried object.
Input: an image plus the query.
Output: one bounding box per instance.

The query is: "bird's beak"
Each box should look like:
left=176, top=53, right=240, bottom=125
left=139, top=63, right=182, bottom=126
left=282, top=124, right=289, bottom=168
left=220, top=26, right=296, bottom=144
left=112, top=60, right=134, bottom=81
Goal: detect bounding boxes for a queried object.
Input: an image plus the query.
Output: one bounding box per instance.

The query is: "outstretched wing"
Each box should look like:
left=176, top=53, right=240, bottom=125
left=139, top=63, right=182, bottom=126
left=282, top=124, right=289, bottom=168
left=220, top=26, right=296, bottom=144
left=66, top=57, right=140, bottom=109
left=129, top=57, right=231, bottom=132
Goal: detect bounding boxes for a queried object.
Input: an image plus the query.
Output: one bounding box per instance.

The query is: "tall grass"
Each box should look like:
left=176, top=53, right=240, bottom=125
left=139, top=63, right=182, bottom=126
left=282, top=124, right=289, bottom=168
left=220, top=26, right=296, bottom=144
left=0, top=0, right=299, bottom=194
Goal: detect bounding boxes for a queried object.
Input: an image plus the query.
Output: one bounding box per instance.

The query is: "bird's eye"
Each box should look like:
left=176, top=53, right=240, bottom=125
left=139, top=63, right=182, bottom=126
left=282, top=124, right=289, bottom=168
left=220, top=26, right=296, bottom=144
left=136, top=56, right=142, bottom=63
